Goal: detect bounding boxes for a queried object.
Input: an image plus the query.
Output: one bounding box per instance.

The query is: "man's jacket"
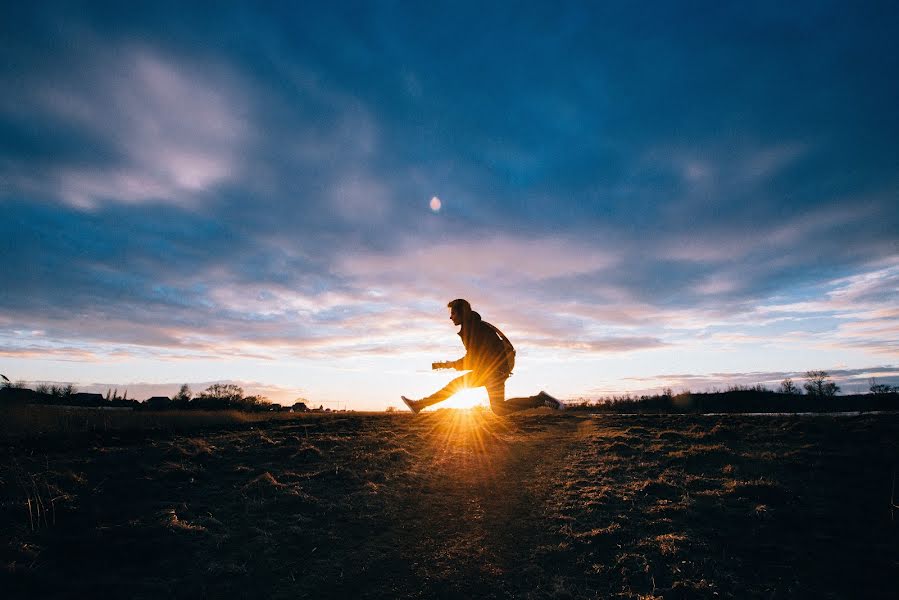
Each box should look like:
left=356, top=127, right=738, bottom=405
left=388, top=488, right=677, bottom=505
left=455, top=311, right=510, bottom=376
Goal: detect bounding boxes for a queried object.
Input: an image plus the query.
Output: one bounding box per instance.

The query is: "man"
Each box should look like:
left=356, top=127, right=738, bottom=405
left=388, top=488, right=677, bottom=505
left=402, top=299, right=565, bottom=415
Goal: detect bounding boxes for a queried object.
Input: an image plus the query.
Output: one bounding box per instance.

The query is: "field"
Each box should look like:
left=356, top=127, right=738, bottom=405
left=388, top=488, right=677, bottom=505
left=2, top=407, right=898, bottom=598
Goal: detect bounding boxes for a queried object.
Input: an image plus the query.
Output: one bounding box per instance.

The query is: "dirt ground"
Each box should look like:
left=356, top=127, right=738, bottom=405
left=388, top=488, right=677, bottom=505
left=2, top=410, right=898, bottom=598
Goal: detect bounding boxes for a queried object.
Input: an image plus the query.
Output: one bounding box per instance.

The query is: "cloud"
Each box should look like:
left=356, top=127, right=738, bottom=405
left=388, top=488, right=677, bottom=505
left=2, top=43, right=250, bottom=208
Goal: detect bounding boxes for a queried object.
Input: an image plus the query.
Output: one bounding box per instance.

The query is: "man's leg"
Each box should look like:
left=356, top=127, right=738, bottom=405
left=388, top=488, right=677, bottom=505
left=485, top=376, right=508, bottom=415
left=502, top=394, right=546, bottom=412
left=485, top=374, right=549, bottom=415
left=414, top=373, right=476, bottom=410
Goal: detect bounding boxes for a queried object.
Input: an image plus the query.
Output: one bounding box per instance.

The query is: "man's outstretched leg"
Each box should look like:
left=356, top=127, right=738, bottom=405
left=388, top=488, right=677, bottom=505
left=402, top=373, right=474, bottom=413
left=490, top=390, right=566, bottom=416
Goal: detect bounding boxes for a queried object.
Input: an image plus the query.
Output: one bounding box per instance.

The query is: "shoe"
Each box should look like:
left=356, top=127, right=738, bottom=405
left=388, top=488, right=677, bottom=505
left=401, top=396, right=422, bottom=414
left=538, top=391, right=565, bottom=410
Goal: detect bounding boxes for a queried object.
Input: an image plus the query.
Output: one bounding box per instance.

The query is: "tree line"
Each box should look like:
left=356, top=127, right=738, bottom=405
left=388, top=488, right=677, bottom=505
left=0, top=380, right=280, bottom=412
left=576, top=371, right=899, bottom=414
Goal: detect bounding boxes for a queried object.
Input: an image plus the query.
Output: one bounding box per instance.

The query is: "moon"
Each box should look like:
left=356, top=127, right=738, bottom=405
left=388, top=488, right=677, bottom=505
left=430, top=196, right=442, bottom=212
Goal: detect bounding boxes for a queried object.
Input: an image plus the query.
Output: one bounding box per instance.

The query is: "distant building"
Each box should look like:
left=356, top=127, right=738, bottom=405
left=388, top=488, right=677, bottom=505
left=71, top=392, right=105, bottom=405
left=146, top=396, right=172, bottom=409
left=291, top=401, right=308, bottom=413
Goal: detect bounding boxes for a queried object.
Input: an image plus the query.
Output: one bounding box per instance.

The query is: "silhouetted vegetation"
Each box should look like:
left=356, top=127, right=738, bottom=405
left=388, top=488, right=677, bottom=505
left=0, top=383, right=276, bottom=412
left=870, top=378, right=899, bottom=395
left=576, top=388, right=899, bottom=414
left=145, top=384, right=274, bottom=412
left=803, top=370, right=840, bottom=397
left=780, top=377, right=799, bottom=394
left=0, top=385, right=137, bottom=408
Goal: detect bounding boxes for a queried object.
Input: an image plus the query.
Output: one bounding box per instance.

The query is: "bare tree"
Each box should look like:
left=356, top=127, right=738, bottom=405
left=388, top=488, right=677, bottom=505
left=869, top=378, right=896, bottom=395
left=804, top=370, right=840, bottom=397
left=780, top=378, right=799, bottom=394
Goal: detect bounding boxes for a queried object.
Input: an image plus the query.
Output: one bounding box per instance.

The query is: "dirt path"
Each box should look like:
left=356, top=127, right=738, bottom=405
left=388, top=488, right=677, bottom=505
left=383, top=413, right=592, bottom=598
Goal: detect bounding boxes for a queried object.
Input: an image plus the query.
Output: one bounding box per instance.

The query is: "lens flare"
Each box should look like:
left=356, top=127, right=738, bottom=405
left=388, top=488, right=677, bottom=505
left=437, top=387, right=487, bottom=410
left=430, top=196, right=442, bottom=212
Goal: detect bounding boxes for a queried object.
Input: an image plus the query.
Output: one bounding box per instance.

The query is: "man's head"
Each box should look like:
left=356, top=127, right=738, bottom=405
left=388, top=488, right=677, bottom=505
left=447, top=298, right=471, bottom=326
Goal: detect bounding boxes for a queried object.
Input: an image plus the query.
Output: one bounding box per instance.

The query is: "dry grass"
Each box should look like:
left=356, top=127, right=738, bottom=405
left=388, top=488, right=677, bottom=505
left=1, top=411, right=897, bottom=598
left=0, top=404, right=359, bottom=440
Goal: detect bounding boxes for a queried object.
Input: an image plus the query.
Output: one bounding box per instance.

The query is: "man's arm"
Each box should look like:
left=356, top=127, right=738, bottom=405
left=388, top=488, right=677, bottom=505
left=432, top=357, right=466, bottom=370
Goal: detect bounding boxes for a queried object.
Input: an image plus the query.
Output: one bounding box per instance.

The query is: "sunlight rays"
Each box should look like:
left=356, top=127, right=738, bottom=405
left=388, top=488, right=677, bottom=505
left=416, top=409, right=513, bottom=485
left=430, top=387, right=488, bottom=410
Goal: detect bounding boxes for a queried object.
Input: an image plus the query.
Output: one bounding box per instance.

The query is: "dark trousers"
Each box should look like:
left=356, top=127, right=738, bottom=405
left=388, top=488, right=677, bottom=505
left=418, top=371, right=544, bottom=415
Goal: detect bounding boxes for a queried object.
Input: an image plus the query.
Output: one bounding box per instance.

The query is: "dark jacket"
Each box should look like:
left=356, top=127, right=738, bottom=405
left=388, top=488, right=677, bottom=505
left=455, top=311, right=509, bottom=376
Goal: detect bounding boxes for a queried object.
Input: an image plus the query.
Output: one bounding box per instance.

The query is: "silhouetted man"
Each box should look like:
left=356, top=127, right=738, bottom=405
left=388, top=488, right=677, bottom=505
left=402, top=299, right=565, bottom=415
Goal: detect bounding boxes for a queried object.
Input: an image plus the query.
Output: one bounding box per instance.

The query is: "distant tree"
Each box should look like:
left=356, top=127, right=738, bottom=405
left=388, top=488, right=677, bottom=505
left=105, top=388, right=125, bottom=401
left=385, top=406, right=397, bottom=413
left=174, top=384, right=193, bottom=402
left=196, top=383, right=245, bottom=410
left=780, top=378, right=799, bottom=394
left=238, top=394, right=271, bottom=412
left=35, top=383, right=50, bottom=394
left=804, top=370, right=840, bottom=397
left=200, top=383, right=244, bottom=402
left=869, top=378, right=896, bottom=395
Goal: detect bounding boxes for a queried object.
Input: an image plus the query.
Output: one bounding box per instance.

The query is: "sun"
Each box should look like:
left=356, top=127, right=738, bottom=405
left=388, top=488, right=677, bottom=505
left=432, top=387, right=488, bottom=410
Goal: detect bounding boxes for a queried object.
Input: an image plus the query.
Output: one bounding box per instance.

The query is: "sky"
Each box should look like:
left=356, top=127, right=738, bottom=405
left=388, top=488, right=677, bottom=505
left=1, top=1, right=897, bottom=409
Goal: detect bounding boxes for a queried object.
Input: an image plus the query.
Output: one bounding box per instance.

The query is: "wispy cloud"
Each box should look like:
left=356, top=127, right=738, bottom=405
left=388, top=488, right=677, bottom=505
left=3, top=44, right=250, bottom=208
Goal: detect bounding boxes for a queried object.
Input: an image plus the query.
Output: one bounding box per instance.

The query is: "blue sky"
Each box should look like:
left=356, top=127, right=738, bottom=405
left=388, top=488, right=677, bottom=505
left=1, top=1, right=897, bottom=408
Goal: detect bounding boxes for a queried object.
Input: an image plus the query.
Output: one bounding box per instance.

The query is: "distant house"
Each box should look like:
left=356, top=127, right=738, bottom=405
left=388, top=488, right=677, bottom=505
left=146, top=396, right=172, bottom=409
left=291, top=401, right=308, bottom=413
left=71, top=392, right=105, bottom=405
